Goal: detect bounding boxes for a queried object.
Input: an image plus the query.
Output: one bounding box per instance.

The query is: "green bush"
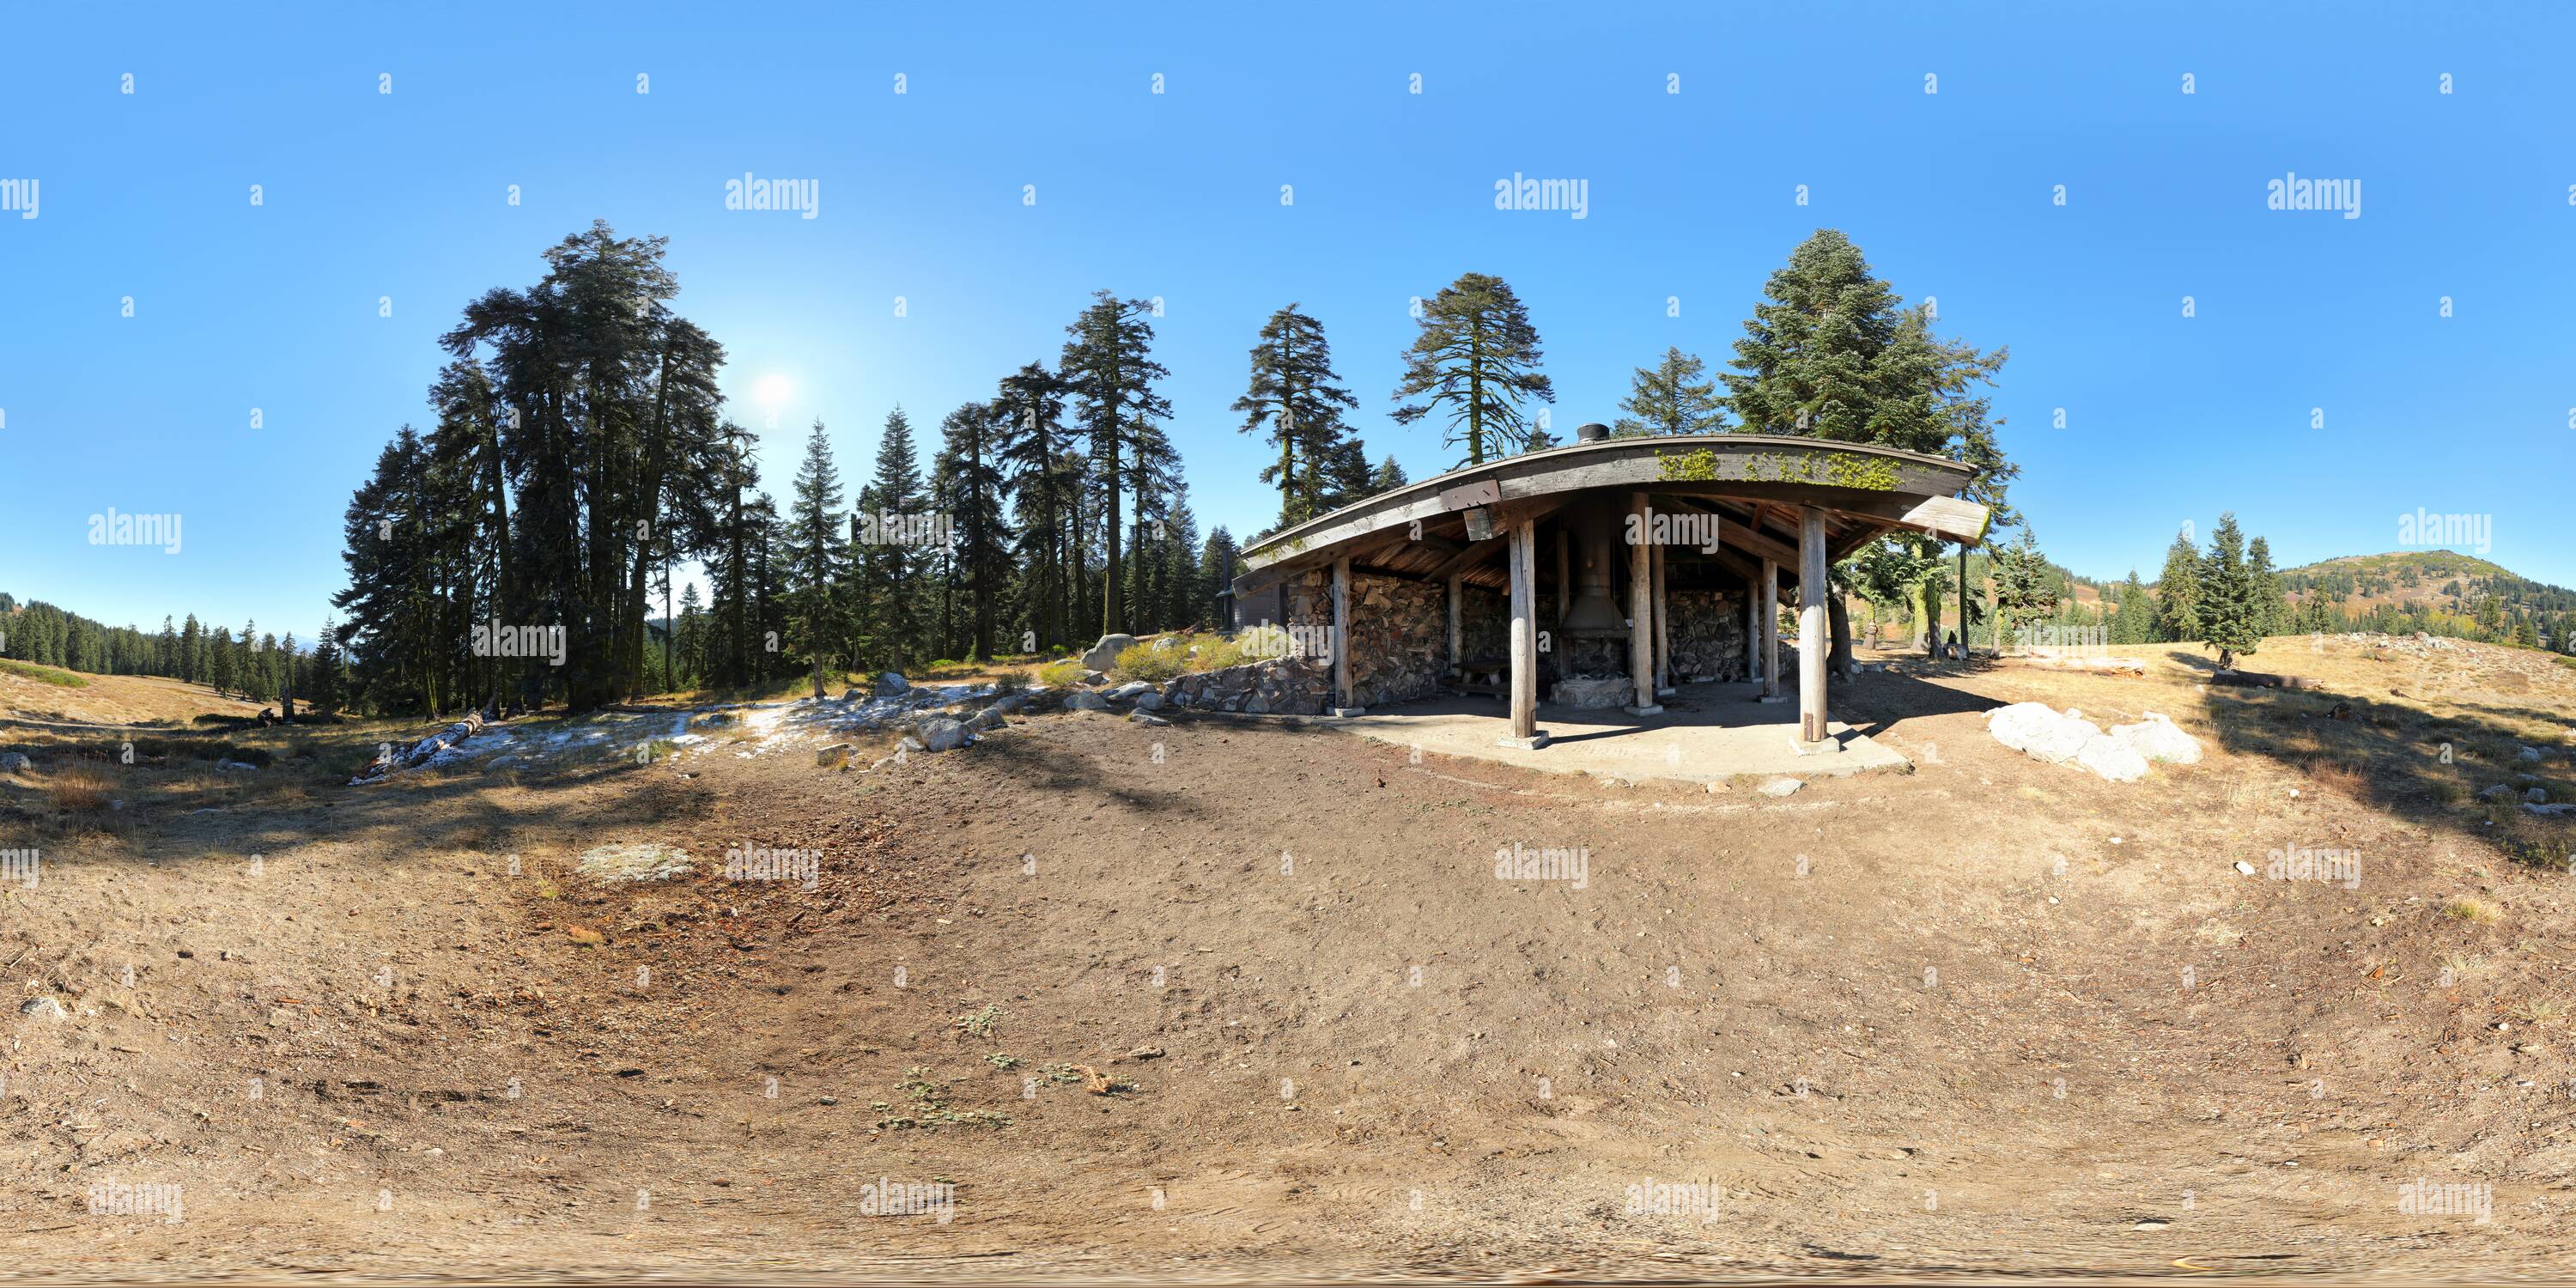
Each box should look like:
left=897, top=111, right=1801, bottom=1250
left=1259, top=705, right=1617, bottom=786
left=1113, top=642, right=1191, bottom=683
left=1036, top=659, right=1084, bottom=688
left=0, top=659, right=87, bottom=688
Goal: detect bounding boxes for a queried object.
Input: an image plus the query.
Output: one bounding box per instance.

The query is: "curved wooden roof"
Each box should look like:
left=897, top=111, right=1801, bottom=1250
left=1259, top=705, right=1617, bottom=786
left=1234, top=433, right=1987, bottom=593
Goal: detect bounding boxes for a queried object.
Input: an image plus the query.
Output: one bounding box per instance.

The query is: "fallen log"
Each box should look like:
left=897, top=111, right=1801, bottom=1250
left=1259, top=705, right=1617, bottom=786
left=2209, top=669, right=2327, bottom=691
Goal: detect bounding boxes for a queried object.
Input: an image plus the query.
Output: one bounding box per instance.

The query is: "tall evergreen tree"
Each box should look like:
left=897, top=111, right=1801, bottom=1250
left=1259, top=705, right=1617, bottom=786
left=2196, top=513, right=2263, bottom=669
left=935, top=401, right=1010, bottom=660
left=1060, top=292, right=1171, bottom=637
left=1366, top=453, right=1409, bottom=495
left=1233, top=303, right=1363, bottom=529
left=1613, top=346, right=1728, bottom=436
left=855, top=406, right=927, bottom=669
left=2247, top=536, right=2288, bottom=639
left=2155, top=532, right=2203, bottom=644
left=990, top=362, right=1078, bottom=652
left=787, top=420, right=847, bottom=698
left=1990, top=527, right=2060, bottom=649
left=1392, top=272, right=1554, bottom=466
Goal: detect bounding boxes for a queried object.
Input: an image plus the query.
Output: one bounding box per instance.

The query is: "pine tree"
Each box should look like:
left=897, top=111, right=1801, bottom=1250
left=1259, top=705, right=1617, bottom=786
left=1612, top=346, right=1727, bottom=435
left=2196, top=513, right=2263, bottom=670
left=1200, top=526, right=1242, bottom=627
left=179, top=614, right=203, bottom=684
left=1392, top=272, right=1554, bottom=466
left=856, top=406, right=926, bottom=669
left=1722, top=231, right=2017, bottom=523
left=1990, top=527, right=2060, bottom=649
left=2111, top=570, right=2154, bottom=646
left=1233, top=303, right=1361, bottom=529
left=787, top=420, right=847, bottom=698
left=1060, top=292, right=1172, bottom=637
left=1366, top=454, right=1409, bottom=495
left=990, top=362, right=1077, bottom=652
left=935, top=401, right=1010, bottom=660
left=2155, top=533, right=2202, bottom=644
left=2247, top=536, right=2288, bottom=639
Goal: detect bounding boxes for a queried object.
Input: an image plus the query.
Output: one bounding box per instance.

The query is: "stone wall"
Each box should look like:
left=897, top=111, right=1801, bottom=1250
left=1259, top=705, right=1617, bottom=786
left=1668, top=589, right=1747, bottom=682
left=1161, top=657, right=1329, bottom=715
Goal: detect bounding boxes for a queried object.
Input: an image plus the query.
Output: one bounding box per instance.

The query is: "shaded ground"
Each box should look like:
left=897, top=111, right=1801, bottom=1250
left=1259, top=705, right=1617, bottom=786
left=1334, top=680, right=1923, bottom=783
left=3, top=635, right=2574, bottom=1282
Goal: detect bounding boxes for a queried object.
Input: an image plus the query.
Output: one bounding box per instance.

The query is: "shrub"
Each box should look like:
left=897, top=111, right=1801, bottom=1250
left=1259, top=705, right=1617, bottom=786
left=1036, top=659, right=1084, bottom=688
left=1113, top=642, right=1190, bottom=683
left=0, top=659, right=88, bottom=688
left=47, top=763, right=113, bottom=812
left=992, top=670, right=1028, bottom=696
left=1187, top=637, right=1247, bottom=672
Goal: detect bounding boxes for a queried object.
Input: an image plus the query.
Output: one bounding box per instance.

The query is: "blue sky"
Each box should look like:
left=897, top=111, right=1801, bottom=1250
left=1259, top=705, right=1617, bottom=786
left=5, top=1, right=2573, bottom=643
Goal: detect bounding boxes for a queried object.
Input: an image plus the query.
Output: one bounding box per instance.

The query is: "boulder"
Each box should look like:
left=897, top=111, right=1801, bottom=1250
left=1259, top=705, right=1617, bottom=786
left=1064, top=690, right=1109, bottom=712
left=0, top=752, right=33, bottom=775
left=2526, top=787, right=2550, bottom=805
left=2518, top=745, right=2543, bottom=762
left=1758, top=777, right=1804, bottom=798
left=841, top=687, right=866, bottom=701
left=1987, top=702, right=2097, bottom=764
left=2075, top=733, right=2151, bottom=784
left=1082, top=670, right=1109, bottom=686
left=875, top=671, right=910, bottom=696
left=1108, top=681, right=1154, bottom=703
left=916, top=718, right=969, bottom=752
left=574, top=842, right=695, bottom=884
left=2480, top=783, right=2515, bottom=800
left=2111, top=712, right=2204, bottom=765
left=1081, top=634, right=1139, bottom=671
left=1133, top=713, right=1172, bottom=727
left=1132, top=690, right=1165, bottom=712
left=969, top=707, right=1007, bottom=732
left=816, top=743, right=855, bottom=769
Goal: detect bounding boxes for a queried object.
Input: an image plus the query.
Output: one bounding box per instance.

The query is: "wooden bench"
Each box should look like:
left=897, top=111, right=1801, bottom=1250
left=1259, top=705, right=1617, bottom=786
left=1451, top=657, right=1510, bottom=698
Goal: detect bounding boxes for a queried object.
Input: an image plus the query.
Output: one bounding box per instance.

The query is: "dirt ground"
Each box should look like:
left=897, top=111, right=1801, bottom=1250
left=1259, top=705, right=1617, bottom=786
left=3, top=635, right=2575, bottom=1282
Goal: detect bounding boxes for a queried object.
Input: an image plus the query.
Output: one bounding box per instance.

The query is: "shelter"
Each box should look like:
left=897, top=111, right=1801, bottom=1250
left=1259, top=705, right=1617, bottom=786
left=1229, top=425, right=1988, bottom=750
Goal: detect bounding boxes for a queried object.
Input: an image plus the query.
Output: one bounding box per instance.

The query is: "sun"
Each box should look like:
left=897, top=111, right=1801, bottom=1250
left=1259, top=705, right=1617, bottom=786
left=753, top=373, right=792, bottom=406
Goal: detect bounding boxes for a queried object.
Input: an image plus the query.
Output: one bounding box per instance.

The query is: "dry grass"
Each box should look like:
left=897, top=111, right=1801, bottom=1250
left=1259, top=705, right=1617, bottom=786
left=2306, top=759, right=2368, bottom=799
left=2445, top=896, right=2503, bottom=924
left=45, top=762, right=114, bottom=813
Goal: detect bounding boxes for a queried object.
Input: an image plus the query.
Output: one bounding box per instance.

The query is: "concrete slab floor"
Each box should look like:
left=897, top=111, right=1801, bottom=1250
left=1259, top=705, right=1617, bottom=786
left=1326, top=679, right=1911, bottom=787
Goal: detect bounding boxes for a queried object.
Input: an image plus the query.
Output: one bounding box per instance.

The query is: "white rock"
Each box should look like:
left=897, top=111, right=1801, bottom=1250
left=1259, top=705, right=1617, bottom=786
left=1758, top=778, right=1804, bottom=798
left=1108, top=681, right=1153, bottom=702
left=1063, top=690, right=1109, bottom=712
left=1132, top=690, right=1165, bottom=712
left=574, top=843, right=696, bottom=884
left=19, top=996, right=69, bottom=1021
left=875, top=671, right=910, bottom=695
left=2075, top=733, right=2151, bottom=784
left=0, top=752, right=33, bottom=775
left=1081, top=634, right=1139, bottom=671
left=2518, top=746, right=2543, bottom=762
left=2111, top=712, right=2203, bottom=765
left=1986, top=702, right=2097, bottom=764
left=916, top=718, right=969, bottom=752
left=2233, top=860, right=2257, bottom=876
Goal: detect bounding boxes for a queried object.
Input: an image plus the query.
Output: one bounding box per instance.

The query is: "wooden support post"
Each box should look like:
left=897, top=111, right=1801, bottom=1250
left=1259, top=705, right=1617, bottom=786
left=1555, top=527, right=1571, bottom=626
left=1959, top=542, right=1972, bottom=659
left=1446, top=573, right=1462, bottom=670
left=1797, top=507, right=1834, bottom=748
left=1626, top=492, right=1662, bottom=715
left=1503, top=520, right=1544, bottom=747
left=1744, top=571, right=1762, bottom=683
left=1331, top=556, right=1356, bottom=714
left=1757, top=557, right=1783, bottom=703
left=1650, top=538, right=1671, bottom=692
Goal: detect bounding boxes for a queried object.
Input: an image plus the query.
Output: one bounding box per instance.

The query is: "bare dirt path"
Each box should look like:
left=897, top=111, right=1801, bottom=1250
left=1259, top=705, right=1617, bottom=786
left=3, top=640, right=2573, bottom=1281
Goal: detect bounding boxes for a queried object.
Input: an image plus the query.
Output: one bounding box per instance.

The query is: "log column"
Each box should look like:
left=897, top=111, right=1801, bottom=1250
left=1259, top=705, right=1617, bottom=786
left=1797, top=507, right=1834, bottom=748
left=1626, top=492, right=1662, bottom=716
left=1745, top=573, right=1762, bottom=684
left=1501, top=520, right=1546, bottom=748
left=1331, top=556, right=1356, bottom=714
left=1757, top=557, right=1783, bottom=703
left=1650, top=538, right=1671, bottom=693
left=1446, top=573, right=1462, bottom=671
